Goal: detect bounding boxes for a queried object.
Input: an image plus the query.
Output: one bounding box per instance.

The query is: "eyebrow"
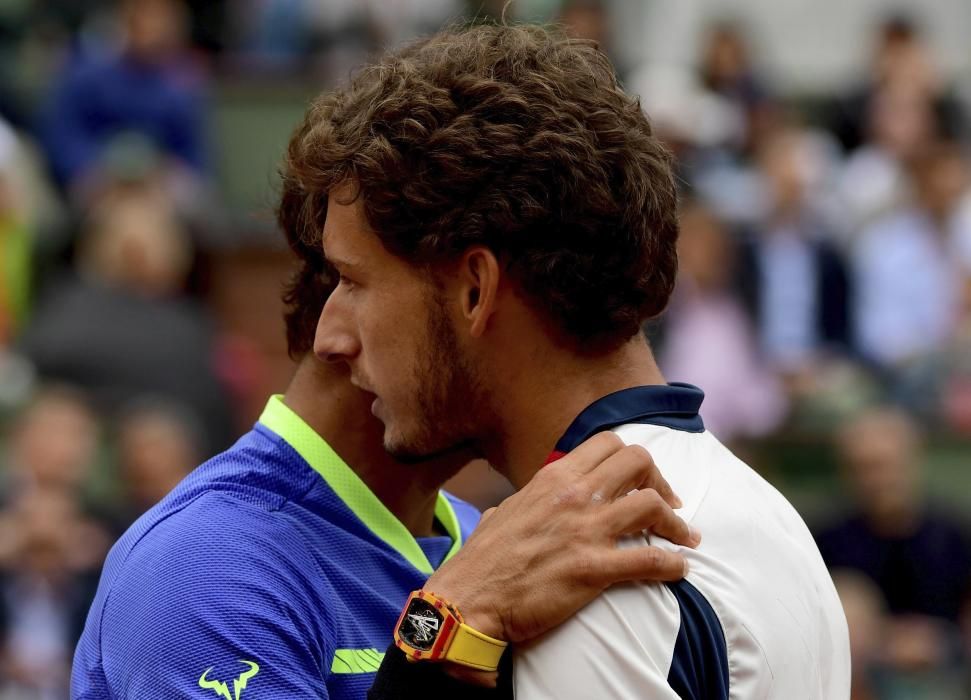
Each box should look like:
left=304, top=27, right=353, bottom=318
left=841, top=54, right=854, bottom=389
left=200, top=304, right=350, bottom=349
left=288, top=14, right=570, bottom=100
left=321, top=245, right=364, bottom=274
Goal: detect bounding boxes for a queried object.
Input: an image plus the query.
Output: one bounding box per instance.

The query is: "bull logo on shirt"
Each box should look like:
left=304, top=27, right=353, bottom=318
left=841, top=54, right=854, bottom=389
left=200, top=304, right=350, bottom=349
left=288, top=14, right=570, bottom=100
left=198, top=660, right=260, bottom=700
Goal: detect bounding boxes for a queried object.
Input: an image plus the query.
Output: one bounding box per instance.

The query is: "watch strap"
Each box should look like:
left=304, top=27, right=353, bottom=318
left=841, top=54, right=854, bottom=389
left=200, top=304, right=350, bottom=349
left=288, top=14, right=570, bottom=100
left=444, top=622, right=508, bottom=671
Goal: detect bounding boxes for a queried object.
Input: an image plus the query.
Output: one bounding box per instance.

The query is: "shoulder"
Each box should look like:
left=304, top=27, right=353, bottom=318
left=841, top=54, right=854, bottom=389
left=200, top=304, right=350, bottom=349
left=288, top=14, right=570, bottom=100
left=99, top=427, right=321, bottom=587
left=108, top=488, right=323, bottom=606
left=90, top=492, right=332, bottom=697
left=515, top=576, right=728, bottom=700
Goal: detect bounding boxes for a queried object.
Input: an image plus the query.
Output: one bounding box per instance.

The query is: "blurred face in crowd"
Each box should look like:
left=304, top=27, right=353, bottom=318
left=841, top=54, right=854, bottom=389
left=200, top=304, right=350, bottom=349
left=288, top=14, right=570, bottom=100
left=912, top=146, right=969, bottom=222
left=559, top=2, right=607, bottom=45
left=10, top=390, right=98, bottom=493
left=702, top=25, right=750, bottom=87
left=79, top=192, right=192, bottom=297
left=873, top=21, right=938, bottom=96
left=838, top=408, right=922, bottom=528
left=758, top=130, right=810, bottom=216
left=118, top=408, right=198, bottom=509
left=314, top=188, right=486, bottom=463
left=868, top=86, right=934, bottom=159
left=11, top=490, right=77, bottom=578
left=124, top=0, right=189, bottom=61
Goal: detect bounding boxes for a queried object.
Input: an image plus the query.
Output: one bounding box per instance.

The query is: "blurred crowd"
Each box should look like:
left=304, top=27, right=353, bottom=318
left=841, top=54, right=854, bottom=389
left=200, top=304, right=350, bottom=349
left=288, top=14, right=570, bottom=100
left=0, top=1, right=969, bottom=697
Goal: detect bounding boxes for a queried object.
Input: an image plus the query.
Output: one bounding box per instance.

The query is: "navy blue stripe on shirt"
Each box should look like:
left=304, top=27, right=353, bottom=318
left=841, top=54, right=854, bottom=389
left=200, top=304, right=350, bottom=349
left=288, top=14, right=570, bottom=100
left=667, top=579, right=730, bottom=699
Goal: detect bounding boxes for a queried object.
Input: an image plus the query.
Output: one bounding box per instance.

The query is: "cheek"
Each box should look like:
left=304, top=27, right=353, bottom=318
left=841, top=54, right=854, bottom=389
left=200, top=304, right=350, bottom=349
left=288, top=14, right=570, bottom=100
left=358, top=302, right=415, bottom=376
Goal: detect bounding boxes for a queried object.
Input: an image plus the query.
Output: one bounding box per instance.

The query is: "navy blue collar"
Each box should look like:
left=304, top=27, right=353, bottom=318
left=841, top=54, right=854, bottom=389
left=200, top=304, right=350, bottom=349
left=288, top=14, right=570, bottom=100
left=553, top=383, right=705, bottom=454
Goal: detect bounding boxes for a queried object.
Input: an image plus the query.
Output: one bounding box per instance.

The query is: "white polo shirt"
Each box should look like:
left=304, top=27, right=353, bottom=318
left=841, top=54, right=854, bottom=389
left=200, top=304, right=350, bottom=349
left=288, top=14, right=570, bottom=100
left=515, top=384, right=850, bottom=699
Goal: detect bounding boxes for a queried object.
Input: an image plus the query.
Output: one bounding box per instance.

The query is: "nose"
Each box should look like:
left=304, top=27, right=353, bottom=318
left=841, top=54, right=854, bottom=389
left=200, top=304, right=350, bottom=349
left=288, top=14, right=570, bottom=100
left=314, top=292, right=360, bottom=363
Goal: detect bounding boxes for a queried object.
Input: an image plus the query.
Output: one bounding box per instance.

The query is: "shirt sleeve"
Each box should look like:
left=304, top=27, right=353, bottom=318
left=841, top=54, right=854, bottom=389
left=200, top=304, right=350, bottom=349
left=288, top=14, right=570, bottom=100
left=78, top=493, right=331, bottom=699
left=513, top=578, right=729, bottom=700
left=368, top=645, right=512, bottom=700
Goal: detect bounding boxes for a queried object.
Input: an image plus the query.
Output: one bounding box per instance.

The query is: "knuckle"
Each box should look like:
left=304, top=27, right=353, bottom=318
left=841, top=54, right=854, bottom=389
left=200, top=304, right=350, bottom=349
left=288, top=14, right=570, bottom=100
left=571, top=553, right=600, bottom=586
left=553, top=483, right=586, bottom=507
left=593, top=431, right=623, bottom=448
left=633, top=487, right=664, bottom=515
left=643, top=546, right=665, bottom=571
left=624, top=444, right=655, bottom=469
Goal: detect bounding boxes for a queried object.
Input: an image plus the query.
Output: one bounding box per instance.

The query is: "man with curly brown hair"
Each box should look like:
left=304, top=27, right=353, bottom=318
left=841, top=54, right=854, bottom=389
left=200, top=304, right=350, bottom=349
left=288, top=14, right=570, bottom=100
left=70, top=93, right=698, bottom=698
left=308, top=23, right=851, bottom=699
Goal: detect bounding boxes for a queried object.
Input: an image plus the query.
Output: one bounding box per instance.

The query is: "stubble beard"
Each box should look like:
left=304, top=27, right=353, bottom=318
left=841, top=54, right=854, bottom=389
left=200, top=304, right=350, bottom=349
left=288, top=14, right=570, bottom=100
left=384, top=292, right=483, bottom=464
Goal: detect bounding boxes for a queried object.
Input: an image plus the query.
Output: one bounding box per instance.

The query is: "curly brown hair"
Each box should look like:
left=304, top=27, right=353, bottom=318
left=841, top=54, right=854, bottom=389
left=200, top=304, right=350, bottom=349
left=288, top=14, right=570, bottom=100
left=278, top=177, right=336, bottom=359
left=280, top=23, right=679, bottom=350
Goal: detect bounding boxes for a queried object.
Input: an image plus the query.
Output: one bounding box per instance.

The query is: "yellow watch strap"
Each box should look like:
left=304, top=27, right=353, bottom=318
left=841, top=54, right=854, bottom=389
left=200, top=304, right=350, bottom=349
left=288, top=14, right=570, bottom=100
left=444, top=622, right=508, bottom=671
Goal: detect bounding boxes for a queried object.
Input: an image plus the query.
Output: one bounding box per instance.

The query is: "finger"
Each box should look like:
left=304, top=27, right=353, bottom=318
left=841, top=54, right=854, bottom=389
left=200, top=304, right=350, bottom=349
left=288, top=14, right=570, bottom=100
left=584, top=444, right=658, bottom=501
left=637, top=466, right=682, bottom=509
left=600, top=545, right=689, bottom=583
left=549, top=431, right=625, bottom=475
left=479, top=507, right=497, bottom=524
left=606, top=488, right=700, bottom=548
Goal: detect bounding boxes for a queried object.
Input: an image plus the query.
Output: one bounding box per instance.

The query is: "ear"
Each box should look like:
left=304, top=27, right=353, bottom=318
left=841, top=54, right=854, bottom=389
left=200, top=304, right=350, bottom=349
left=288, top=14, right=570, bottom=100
left=458, top=247, right=501, bottom=338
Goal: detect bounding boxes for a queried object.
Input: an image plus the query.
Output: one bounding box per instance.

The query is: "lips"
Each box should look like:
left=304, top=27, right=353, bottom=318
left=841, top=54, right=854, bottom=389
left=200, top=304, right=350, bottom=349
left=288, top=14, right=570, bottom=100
left=350, top=374, right=375, bottom=395
left=350, top=375, right=381, bottom=416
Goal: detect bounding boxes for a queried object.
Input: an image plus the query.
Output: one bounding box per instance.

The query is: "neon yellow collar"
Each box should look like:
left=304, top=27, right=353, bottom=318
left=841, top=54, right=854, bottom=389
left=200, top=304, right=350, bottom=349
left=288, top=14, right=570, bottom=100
left=258, top=395, right=463, bottom=574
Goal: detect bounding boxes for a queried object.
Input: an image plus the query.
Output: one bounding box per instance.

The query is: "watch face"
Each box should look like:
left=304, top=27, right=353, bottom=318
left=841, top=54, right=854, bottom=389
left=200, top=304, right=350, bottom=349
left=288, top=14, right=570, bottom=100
left=398, top=597, right=444, bottom=651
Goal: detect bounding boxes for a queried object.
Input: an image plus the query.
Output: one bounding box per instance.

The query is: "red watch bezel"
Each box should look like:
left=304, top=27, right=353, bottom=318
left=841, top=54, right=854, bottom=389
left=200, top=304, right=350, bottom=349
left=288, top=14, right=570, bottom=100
left=393, top=590, right=462, bottom=661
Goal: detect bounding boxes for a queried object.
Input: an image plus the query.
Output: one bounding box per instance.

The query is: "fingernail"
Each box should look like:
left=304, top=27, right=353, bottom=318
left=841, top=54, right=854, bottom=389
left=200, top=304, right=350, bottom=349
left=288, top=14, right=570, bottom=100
left=672, top=495, right=683, bottom=509
left=689, top=526, right=702, bottom=545
left=682, top=558, right=690, bottom=577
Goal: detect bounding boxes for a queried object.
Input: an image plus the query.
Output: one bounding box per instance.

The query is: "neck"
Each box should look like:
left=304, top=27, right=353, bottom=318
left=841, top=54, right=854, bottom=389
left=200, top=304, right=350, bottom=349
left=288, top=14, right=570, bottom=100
left=485, top=334, right=665, bottom=488
left=283, top=358, right=461, bottom=537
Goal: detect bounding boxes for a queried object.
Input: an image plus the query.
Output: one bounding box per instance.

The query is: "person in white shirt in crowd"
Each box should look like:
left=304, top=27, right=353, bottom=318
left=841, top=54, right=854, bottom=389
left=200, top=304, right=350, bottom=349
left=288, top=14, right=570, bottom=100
left=853, top=141, right=971, bottom=370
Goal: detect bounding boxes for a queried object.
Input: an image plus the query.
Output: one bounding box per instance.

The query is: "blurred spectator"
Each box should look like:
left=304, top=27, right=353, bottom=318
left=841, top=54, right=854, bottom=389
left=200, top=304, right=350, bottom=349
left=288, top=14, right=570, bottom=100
left=658, top=200, right=786, bottom=441
left=39, top=0, right=208, bottom=204
left=1, top=386, right=99, bottom=501
left=0, top=489, right=107, bottom=699
left=229, top=0, right=461, bottom=81
left=17, top=189, right=233, bottom=453
left=832, top=14, right=966, bottom=155
left=852, top=142, right=971, bottom=372
left=0, top=117, right=30, bottom=346
left=736, top=126, right=853, bottom=384
left=558, top=0, right=608, bottom=46
left=833, top=570, right=887, bottom=700
left=935, top=314, right=971, bottom=435
left=816, top=408, right=971, bottom=676
left=697, top=19, right=775, bottom=155
left=839, top=84, right=937, bottom=234
left=113, top=397, right=199, bottom=528
left=631, top=62, right=749, bottom=207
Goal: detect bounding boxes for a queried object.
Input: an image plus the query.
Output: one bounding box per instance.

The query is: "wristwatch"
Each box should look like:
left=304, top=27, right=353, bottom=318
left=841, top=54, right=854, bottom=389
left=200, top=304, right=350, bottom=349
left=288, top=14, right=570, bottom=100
left=393, top=590, right=508, bottom=671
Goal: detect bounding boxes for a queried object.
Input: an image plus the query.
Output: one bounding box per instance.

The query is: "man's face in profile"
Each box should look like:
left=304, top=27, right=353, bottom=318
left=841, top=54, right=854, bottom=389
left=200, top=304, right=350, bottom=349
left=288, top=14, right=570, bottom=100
left=315, top=188, right=484, bottom=463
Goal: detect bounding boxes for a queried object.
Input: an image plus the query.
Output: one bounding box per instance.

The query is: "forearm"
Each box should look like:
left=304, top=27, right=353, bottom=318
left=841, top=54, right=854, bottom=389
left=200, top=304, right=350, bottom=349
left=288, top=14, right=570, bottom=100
left=368, top=646, right=512, bottom=700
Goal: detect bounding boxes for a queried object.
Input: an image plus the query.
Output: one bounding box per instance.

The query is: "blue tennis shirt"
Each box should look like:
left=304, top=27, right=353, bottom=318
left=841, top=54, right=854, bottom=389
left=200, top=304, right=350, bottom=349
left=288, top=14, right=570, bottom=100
left=72, top=396, right=480, bottom=699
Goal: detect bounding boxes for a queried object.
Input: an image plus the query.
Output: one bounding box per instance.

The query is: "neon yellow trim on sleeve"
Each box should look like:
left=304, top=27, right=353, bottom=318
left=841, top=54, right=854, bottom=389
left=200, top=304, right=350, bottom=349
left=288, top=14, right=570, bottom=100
left=330, top=648, right=386, bottom=674
left=258, top=395, right=463, bottom=575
